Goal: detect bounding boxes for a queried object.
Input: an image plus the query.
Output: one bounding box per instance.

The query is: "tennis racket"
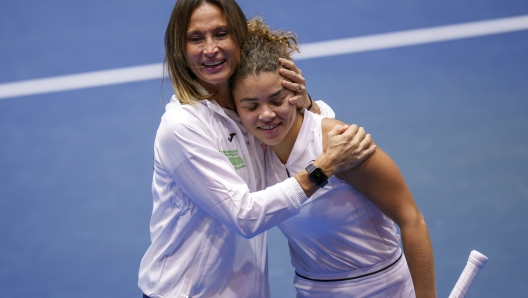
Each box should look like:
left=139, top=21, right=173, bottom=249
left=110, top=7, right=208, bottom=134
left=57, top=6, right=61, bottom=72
left=448, top=250, right=488, bottom=298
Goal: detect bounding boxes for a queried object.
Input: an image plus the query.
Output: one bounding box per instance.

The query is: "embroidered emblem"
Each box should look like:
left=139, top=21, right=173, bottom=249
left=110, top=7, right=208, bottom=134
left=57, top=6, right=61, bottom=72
left=219, top=149, right=246, bottom=170
left=228, top=133, right=236, bottom=142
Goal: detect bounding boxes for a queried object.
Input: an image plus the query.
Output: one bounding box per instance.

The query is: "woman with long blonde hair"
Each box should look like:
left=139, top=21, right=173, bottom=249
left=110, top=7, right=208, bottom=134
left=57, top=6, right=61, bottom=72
left=138, top=1, right=375, bottom=297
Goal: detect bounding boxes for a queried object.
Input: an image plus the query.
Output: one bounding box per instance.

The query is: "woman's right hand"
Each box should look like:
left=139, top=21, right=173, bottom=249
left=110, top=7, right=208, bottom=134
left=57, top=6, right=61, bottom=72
left=314, top=123, right=376, bottom=177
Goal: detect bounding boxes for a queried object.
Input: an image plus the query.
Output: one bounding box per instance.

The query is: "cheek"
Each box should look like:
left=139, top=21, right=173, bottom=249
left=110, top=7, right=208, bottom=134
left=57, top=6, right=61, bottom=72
left=185, top=44, right=195, bottom=61
left=185, top=46, right=199, bottom=71
left=277, top=103, right=296, bottom=120
left=239, top=113, right=257, bottom=130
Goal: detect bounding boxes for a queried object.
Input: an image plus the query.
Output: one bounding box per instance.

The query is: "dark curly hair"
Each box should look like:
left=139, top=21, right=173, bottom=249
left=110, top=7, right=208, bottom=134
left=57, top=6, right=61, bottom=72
left=230, top=17, right=299, bottom=90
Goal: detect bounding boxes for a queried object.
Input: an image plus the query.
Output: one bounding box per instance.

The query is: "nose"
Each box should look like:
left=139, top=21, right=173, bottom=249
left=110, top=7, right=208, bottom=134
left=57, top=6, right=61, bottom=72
left=259, top=106, right=276, bottom=121
left=203, top=37, right=217, bottom=56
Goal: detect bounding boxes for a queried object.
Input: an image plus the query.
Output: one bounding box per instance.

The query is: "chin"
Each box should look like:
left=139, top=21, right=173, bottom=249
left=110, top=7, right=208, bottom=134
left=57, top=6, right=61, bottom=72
left=203, top=75, right=230, bottom=85
left=259, top=136, right=282, bottom=147
left=196, top=69, right=233, bottom=86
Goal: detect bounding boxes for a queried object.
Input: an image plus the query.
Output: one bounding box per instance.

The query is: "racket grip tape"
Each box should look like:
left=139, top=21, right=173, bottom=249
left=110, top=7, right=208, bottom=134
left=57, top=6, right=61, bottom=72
left=448, top=250, right=488, bottom=298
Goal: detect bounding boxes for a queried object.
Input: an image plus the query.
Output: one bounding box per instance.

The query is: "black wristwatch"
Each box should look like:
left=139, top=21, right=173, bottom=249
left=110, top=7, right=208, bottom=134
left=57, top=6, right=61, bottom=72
left=305, top=162, right=328, bottom=188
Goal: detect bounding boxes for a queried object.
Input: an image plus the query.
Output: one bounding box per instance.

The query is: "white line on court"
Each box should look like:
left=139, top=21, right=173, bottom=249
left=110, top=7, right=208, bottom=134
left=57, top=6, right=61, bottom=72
left=0, top=64, right=164, bottom=100
left=295, top=14, right=528, bottom=60
left=1, top=14, right=528, bottom=99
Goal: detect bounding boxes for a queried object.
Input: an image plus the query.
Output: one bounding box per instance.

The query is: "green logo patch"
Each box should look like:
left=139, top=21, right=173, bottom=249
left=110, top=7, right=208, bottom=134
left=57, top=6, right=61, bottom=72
left=220, top=149, right=246, bottom=170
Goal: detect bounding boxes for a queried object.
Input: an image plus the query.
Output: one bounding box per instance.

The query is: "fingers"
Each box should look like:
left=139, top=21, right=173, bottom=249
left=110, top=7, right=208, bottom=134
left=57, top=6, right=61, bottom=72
left=361, top=142, right=378, bottom=159
left=344, top=126, right=377, bottom=165
left=279, top=58, right=302, bottom=75
left=359, top=133, right=377, bottom=158
left=351, top=126, right=367, bottom=144
left=320, top=122, right=376, bottom=174
left=339, top=124, right=359, bottom=138
left=279, top=59, right=305, bottom=89
left=328, top=124, right=367, bottom=140
left=327, top=124, right=351, bottom=137
left=359, top=132, right=372, bottom=149
left=288, top=93, right=300, bottom=105
left=279, top=58, right=310, bottom=109
left=286, top=81, right=311, bottom=110
left=282, top=80, right=304, bottom=95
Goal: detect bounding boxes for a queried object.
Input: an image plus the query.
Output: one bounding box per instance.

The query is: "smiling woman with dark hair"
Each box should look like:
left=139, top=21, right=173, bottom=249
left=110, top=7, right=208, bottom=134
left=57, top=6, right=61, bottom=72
left=137, top=1, right=376, bottom=297
left=232, top=17, right=437, bottom=298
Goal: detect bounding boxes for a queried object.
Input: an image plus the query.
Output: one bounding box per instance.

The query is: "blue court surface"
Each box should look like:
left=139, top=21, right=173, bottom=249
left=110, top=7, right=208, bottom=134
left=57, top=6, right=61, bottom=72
left=1, top=1, right=528, bottom=297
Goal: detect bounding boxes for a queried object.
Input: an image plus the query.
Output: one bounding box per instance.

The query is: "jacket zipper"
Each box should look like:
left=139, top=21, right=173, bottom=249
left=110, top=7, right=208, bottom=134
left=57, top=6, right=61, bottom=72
left=284, top=164, right=291, bottom=178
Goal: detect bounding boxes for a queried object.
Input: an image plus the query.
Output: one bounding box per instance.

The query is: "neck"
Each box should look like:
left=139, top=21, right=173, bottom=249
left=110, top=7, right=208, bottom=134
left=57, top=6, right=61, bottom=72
left=214, top=87, right=235, bottom=110
left=270, top=112, right=303, bottom=164
left=199, top=80, right=235, bottom=110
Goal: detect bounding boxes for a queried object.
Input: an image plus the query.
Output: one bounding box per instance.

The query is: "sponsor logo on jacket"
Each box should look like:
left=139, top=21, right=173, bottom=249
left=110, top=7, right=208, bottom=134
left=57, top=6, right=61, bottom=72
left=219, top=149, right=246, bottom=170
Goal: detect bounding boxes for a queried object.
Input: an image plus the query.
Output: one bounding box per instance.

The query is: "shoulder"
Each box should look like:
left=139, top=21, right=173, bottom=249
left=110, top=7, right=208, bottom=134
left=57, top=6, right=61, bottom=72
left=162, top=100, right=212, bottom=127
left=157, top=100, right=217, bottom=143
left=320, top=117, right=347, bottom=135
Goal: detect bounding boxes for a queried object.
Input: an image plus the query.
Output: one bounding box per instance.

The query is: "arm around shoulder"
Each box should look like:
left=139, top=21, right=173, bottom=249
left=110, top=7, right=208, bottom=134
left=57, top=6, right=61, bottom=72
left=155, top=109, right=306, bottom=238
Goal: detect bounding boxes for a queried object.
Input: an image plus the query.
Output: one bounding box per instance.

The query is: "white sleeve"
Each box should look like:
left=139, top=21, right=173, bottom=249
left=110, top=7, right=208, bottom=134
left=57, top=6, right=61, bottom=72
left=315, top=100, right=335, bottom=119
left=155, top=111, right=307, bottom=239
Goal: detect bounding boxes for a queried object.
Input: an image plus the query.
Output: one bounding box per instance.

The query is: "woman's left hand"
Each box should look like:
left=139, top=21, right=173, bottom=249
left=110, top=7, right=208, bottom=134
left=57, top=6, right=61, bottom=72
left=279, top=58, right=311, bottom=110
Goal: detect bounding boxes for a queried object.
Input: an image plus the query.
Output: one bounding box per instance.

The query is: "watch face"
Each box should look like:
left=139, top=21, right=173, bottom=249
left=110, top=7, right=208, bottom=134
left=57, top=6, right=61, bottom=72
left=312, top=168, right=325, bottom=183
left=307, top=165, right=328, bottom=187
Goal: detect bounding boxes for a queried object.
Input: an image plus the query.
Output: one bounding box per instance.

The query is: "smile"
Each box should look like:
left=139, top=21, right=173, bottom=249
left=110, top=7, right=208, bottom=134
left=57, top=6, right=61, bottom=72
left=203, top=60, right=226, bottom=68
left=258, top=123, right=281, bottom=133
left=260, top=124, right=278, bottom=130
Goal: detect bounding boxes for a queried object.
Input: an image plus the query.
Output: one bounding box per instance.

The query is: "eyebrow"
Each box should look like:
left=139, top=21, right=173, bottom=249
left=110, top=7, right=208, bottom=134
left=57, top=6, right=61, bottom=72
left=187, top=25, right=228, bottom=35
left=239, top=87, right=285, bottom=102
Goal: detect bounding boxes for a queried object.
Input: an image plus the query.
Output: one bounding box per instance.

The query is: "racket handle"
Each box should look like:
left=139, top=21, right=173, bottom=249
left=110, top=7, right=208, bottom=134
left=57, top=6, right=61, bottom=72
left=448, top=250, right=488, bottom=298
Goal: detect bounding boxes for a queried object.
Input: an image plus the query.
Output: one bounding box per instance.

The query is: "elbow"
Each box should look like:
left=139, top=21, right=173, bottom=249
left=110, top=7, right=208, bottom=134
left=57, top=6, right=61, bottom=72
left=235, top=225, right=261, bottom=239
left=238, top=231, right=259, bottom=239
left=234, top=215, right=269, bottom=239
left=400, top=211, right=429, bottom=233
left=414, top=212, right=428, bottom=227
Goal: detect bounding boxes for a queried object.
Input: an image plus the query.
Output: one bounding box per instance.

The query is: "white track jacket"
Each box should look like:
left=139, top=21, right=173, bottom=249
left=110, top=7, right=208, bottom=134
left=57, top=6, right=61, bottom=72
left=138, top=96, right=334, bottom=298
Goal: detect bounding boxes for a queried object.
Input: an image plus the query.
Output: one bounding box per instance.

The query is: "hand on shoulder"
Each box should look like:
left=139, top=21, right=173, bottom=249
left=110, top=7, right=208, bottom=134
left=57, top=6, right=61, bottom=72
left=314, top=118, right=376, bottom=176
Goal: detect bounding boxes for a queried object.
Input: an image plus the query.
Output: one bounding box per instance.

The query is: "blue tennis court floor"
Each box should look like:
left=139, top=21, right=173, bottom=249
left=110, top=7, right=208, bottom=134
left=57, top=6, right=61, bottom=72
left=1, top=1, right=527, bottom=297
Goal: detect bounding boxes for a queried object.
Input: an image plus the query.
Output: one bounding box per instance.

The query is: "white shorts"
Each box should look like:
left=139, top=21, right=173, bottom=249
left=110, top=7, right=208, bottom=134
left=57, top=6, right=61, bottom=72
left=293, top=254, right=416, bottom=298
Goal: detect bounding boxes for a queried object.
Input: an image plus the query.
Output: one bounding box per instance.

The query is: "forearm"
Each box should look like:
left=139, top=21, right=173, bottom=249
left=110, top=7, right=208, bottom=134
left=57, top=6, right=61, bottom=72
left=293, top=170, right=318, bottom=198
left=400, top=213, right=437, bottom=298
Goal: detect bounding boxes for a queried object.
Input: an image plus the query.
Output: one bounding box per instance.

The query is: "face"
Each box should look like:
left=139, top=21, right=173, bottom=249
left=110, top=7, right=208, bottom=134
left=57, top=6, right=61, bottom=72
left=185, top=2, right=240, bottom=91
left=233, top=70, right=301, bottom=148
